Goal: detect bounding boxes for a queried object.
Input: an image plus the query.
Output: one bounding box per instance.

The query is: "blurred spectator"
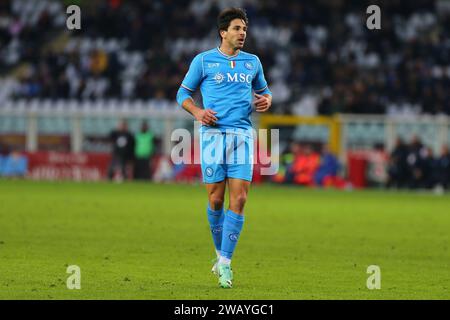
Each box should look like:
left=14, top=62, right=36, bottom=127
left=1, top=0, right=449, bottom=117
left=274, top=142, right=348, bottom=188
left=387, top=137, right=409, bottom=188
left=284, top=141, right=302, bottom=184
left=367, top=143, right=389, bottom=187
left=0, top=150, right=27, bottom=178
left=271, top=142, right=295, bottom=183
left=133, top=121, right=154, bottom=180
left=406, top=136, right=428, bottom=188
left=421, top=146, right=438, bottom=189
left=314, top=144, right=341, bottom=186
left=107, top=119, right=135, bottom=181
left=290, top=144, right=320, bottom=186
left=386, top=136, right=450, bottom=190
left=436, top=145, right=450, bottom=189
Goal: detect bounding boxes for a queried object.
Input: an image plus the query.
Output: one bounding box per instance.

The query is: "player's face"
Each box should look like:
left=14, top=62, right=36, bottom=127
left=223, top=19, right=247, bottom=50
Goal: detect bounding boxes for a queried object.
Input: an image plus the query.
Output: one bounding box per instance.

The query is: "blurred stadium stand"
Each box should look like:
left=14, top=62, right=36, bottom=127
left=0, top=0, right=449, bottom=188
left=0, top=0, right=449, bottom=116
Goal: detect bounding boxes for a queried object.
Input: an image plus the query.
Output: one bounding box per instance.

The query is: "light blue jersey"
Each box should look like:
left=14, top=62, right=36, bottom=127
left=176, top=47, right=272, bottom=131
left=176, top=47, right=271, bottom=183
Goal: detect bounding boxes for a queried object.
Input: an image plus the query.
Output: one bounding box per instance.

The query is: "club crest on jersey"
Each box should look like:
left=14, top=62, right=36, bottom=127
left=213, top=72, right=225, bottom=84
left=230, top=61, right=236, bottom=69
left=244, top=62, right=253, bottom=70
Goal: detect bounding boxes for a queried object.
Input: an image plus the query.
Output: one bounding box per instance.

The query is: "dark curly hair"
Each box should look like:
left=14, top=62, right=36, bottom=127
left=217, top=8, right=248, bottom=41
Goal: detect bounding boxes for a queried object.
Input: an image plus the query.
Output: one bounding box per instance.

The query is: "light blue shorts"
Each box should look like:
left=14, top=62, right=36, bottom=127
left=200, top=129, right=254, bottom=184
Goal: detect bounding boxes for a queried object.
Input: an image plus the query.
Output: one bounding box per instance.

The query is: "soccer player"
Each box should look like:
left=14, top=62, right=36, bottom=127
left=176, top=8, right=272, bottom=288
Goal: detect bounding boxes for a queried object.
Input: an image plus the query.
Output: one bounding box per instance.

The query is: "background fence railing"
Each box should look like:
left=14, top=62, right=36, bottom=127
left=1, top=100, right=449, bottom=163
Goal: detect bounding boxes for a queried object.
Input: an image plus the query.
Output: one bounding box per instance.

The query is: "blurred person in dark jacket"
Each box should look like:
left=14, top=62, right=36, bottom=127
left=107, top=119, right=135, bottom=181
left=387, top=137, right=408, bottom=188
left=436, top=145, right=450, bottom=189
left=406, top=136, right=428, bottom=189
left=421, top=146, right=438, bottom=189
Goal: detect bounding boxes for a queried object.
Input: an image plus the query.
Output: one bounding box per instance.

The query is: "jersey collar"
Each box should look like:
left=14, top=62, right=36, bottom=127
left=216, top=47, right=240, bottom=59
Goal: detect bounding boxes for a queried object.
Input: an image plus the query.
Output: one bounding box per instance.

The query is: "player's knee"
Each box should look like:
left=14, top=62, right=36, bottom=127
left=232, top=192, right=247, bottom=210
left=209, top=196, right=224, bottom=211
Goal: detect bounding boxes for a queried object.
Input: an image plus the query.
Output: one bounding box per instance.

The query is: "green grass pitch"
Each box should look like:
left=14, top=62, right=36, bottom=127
left=0, top=179, right=449, bottom=299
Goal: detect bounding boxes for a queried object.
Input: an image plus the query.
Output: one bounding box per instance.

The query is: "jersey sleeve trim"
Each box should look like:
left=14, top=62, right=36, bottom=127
left=201, top=54, right=205, bottom=78
left=181, top=84, right=195, bottom=92
left=254, top=85, right=268, bottom=92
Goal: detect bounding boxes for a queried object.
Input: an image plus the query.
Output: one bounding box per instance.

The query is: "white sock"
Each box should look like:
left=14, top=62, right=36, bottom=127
left=215, top=250, right=221, bottom=258
left=218, top=256, right=231, bottom=265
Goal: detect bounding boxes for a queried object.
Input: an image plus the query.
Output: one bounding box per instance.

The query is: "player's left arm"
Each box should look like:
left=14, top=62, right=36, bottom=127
left=252, top=56, right=272, bottom=113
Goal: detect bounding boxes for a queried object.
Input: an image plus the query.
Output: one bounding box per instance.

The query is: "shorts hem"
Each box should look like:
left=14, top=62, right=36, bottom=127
left=226, top=175, right=253, bottom=182
left=203, top=176, right=226, bottom=184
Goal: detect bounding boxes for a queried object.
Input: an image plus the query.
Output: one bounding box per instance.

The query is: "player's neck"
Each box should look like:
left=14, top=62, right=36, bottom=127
left=219, top=43, right=240, bottom=57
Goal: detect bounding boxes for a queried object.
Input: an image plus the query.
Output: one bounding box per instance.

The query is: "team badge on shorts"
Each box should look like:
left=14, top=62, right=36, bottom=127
left=205, top=167, right=214, bottom=177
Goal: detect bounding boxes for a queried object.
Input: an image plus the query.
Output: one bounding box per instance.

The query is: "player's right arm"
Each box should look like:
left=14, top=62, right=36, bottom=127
left=180, top=98, right=218, bottom=126
left=176, top=54, right=217, bottom=126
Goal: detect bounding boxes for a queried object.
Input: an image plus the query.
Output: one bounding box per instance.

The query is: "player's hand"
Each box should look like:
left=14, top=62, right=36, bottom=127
left=254, top=93, right=271, bottom=112
left=195, top=109, right=218, bottom=126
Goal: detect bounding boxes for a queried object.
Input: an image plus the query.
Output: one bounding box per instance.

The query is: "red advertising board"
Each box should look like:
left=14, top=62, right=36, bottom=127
left=347, top=152, right=368, bottom=188
left=25, top=152, right=111, bottom=181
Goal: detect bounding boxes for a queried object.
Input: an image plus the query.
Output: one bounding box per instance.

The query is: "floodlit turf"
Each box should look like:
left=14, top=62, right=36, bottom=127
left=0, top=179, right=449, bottom=299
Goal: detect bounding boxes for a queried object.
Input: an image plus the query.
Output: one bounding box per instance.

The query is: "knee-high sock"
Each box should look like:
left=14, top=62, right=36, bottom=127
left=220, top=209, right=245, bottom=261
left=207, top=205, right=225, bottom=253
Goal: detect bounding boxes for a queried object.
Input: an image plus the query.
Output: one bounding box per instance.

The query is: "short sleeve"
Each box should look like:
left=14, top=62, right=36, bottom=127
left=181, top=54, right=204, bottom=92
left=252, top=56, right=269, bottom=93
